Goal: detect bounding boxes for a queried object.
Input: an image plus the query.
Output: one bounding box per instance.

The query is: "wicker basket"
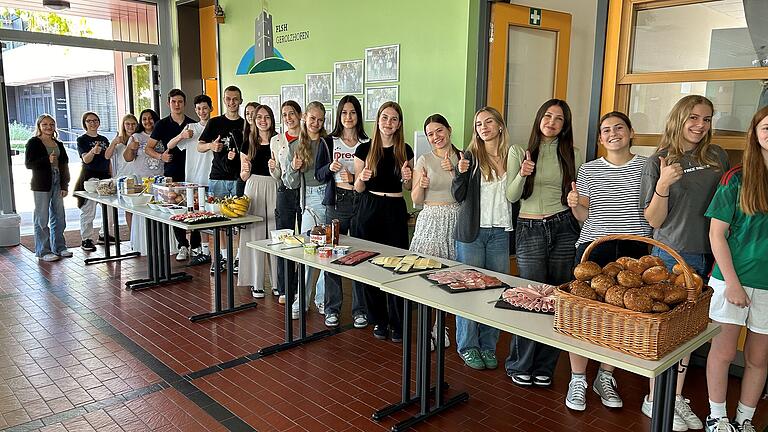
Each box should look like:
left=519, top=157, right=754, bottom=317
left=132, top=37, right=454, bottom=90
left=553, top=234, right=712, bottom=360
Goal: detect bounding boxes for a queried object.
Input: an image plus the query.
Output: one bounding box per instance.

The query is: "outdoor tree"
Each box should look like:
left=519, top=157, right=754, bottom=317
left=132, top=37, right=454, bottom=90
left=0, top=8, right=93, bottom=37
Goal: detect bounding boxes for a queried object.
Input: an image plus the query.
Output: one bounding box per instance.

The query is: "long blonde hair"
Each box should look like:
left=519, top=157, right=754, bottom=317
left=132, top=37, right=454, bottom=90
left=297, top=101, right=327, bottom=170
left=34, top=114, right=57, bottom=139
left=466, top=107, right=509, bottom=181
left=658, top=95, right=721, bottom=170
left=117, top=114, right=138, bottom=144
left=366, top=101, right=407, bottom=176
left=739, top=106, right=768, bottom=215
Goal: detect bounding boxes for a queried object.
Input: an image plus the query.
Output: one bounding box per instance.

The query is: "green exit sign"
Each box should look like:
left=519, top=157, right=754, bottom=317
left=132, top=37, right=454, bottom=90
left=529, top=7, right=542, bottom=26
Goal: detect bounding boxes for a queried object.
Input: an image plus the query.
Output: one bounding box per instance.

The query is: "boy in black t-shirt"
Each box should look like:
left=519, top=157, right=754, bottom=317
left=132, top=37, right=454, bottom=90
left=147, top=89, right=198, bottom=262
left=198, top=85, right=244, bottom=273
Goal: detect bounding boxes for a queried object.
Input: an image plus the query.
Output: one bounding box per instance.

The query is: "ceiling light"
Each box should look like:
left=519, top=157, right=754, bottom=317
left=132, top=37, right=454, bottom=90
left=43, top=0, right=71, bottom=11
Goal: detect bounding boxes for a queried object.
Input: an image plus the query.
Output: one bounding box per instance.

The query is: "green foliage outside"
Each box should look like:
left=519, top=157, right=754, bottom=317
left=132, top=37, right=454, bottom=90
left=132, top=64, right=152, bottom=113
left=9, top=122, right=33, bottom=152
left=0, top=8, right=93, bottom=37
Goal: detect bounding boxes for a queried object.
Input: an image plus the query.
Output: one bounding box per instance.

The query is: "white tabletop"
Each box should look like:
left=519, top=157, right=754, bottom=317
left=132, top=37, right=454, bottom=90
left=380, top=265, right=719, bottom=378
left=75, top=191, right=263, bottom=230
left=247, top=237, right=462, bottom=285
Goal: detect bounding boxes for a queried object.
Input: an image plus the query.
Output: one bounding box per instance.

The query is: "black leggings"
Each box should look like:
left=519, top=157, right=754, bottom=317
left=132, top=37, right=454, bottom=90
left=275, top=187, right=301, bottom=296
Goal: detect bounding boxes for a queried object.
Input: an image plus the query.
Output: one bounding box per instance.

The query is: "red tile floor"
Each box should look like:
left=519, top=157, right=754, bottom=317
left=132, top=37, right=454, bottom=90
left=0, top=241, right=766, bottom=431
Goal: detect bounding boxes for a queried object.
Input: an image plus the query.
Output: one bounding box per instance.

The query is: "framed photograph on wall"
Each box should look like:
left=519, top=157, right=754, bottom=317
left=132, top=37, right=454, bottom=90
left=365, top=85, right=399, bottom=122
left=306, top=73, right=332, bottom=105
left=280, top=84, right=305, bottom=110
left=333, top=60, right=363, bottom=94
left=258, top=95, right=281, bottom=124
left=365, top=44, right=399, bottom=83
left=324, top=107, right=334, bottom=132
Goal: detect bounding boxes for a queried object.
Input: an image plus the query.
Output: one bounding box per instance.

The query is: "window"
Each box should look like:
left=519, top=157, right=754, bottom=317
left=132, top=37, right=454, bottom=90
left=602, top=0, right=768, bottom=150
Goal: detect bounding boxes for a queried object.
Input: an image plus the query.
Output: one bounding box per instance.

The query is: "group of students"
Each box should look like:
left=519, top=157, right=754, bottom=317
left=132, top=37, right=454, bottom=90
left=26, top=88, right=767, bottom=431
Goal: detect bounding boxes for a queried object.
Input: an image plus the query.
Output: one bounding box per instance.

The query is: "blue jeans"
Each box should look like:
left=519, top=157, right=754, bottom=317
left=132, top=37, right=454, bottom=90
left=298, top=184, right=326, bottom=308
left=505, top=211, right=579, bottom=377
left=33, top=169, right=67, bottom=256
left=455, top=227, right=509, bottom=354
left=651, top=246, right=713, bottom=282
left=208, top=179, right=238, bottom=198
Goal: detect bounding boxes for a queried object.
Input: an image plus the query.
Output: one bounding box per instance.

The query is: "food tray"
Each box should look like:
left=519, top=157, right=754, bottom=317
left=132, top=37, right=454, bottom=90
left=331, top=250, right=379, bottom=266
left=370, top=255, right=446, bottom=274
left=420, top=269, right=508, bottom=293
left=553, top=234, right=712, bottom=360
left=494, top=286, right=555, bottom=315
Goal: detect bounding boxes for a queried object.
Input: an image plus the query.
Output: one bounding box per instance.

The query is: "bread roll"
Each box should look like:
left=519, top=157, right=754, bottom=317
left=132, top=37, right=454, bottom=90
left=672, top=263, right=689, bottom=275
left=642, top=265, right=670, bottom=284
left=674, top=272, right=704, bottom=293
left=640, top=255, right=665, bottom=268
left=574, top=261, right=602, bottom=281
left=569, top=280, right=590, bottom=293
left=602, top=262, right=623, bottom=278
left=615, top=257, right=633, bottom=268
left=652, top=301, right=670, bottom=313
left=590, top=274, right=615, bottom=297
left=642, top=284, right=666, bottom=302
left=570, top=284, right=598, bottom=300
left=663, top=285, right=688, bottom=305
left=604, top=285, right=628, bottom=308
left=626, top=258, right=651, bottom=276
left=623, top=288, right=654, bottom=313
left=617, top=270, right=643, bottom=288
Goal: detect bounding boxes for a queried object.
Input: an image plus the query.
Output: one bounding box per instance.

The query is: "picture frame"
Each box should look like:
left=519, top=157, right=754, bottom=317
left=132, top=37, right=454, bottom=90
left=365, top=44, right=400, bottom=83
left=258, top=95, right=281, bottom=125
left=364, top=85, right=399, bottom=122
left=306, top=73, right=333, bottom=105
left=280, top=84, right=305, bottom=110
left=333, top=60, right=364, bottom=94
left=324, top=106, right=334, bottom=132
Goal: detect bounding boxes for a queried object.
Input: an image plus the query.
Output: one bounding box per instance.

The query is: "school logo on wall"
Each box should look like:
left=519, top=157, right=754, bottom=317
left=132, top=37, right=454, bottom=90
left=236, top=3, right=310, bottom=75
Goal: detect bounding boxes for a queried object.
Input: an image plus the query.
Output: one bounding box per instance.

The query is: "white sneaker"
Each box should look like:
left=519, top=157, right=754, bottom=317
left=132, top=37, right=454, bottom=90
left=316, top=302, right=325, bottom=315
left=291, top=300, right=308, bottom=320
left=565, top=376, right=588, bottom=411
left=675, top=395, right=703, bottom=430
left=642, top=395, right=689, bottom=432
left=705, top=416, right=737, bottom=432
left=57, top=249, right=73, bottom=258
left=176, top=246, right=189, bottom=261
left=41, top=253, right=60, bottom=262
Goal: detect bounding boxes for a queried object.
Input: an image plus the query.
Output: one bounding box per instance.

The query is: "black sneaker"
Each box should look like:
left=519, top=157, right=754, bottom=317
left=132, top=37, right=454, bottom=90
left=705, top=416, right=737, bottom=432
left=232, top=258, right=239, bottom=274
left=81, top=239, right=96, bottom=252
left=373, top=325, right=388, bottom=340
left=391, top=331, right=402, bottom=343
left=210, top=258, right=227, bottom=274
left=189, top=253, right=211, bottom=266
left=97, top=234, right=116, bottom=245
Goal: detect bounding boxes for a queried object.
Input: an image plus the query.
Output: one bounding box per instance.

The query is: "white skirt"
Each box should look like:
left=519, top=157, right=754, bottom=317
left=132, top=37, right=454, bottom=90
left=130, top=215, right=178, bottom=256
left=409, top=203, right=460, bottom=260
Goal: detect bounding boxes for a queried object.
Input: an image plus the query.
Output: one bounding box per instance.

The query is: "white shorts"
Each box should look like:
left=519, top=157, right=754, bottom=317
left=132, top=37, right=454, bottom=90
left=709, top=278, right=768, bottom=335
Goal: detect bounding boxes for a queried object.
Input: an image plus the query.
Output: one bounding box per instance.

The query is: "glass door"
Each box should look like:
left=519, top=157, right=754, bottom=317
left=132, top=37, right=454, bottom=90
left=125, top=54, right=160, bottom=114
left=487, top=4, right=572, bottom=145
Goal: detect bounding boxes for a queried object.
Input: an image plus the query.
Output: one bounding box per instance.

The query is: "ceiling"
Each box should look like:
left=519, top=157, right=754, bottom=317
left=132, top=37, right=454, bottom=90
left=0, top=0, right=156, bottom=21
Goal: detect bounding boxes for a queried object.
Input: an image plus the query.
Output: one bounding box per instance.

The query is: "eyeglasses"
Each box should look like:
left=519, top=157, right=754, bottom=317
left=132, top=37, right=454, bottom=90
left=85, top=119, right=100, bottom=123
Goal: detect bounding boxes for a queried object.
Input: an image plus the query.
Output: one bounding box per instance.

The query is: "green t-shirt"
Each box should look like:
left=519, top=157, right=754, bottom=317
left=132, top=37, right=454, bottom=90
left=705, top=167, right=768, bottom=289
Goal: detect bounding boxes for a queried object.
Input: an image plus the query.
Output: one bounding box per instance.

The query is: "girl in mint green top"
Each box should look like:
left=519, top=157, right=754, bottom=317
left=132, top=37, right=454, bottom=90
left=504, top=99, right=581, bottom=387
left=704, top=106, right=768, bottom=431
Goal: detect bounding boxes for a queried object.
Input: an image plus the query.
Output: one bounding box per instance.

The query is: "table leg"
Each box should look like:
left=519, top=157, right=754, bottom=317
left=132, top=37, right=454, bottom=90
left=651, top=363, right=678, bottom=432
left=127, top=219, right=191, bottom=291
left=85, top=203, right=139, bottom=265
left=190, top=226, right=257, bottom=322
left=434, top=309, right=445, bottom=408
left=298, top=263, right=307, bottom=339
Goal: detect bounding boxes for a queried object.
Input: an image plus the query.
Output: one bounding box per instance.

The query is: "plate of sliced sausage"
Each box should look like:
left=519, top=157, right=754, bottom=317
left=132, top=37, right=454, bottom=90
left=421, top=269, right=508, bottom=293
left=331, top=250, right=380, bottom=266
left=494, top=284, right=557, bottom=314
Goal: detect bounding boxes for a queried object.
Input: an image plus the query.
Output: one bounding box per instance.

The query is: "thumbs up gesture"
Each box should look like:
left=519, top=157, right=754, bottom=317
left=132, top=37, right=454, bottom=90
left=339, top=167, right=352, bottom=184
left=567, top=181, right=580, bottom=208
left=268, top=151, right=277, bottom=172
left=227, top=148, right=237, bottom=161
left=49, top=152, right=58, bottom=164
left=457, top=151, right=469, bottom=173
left=161, top=149, right=173, bottom=162
left=520, top=150, right=535, bottom=177
left=330, top=154, right=342, bottom=172
left=211, top=135, right=223, bottom=152
left=291, top=152, right=303, bottom=170
left=401, top=161, right=412, bottom=182
left=440, top=150, right=453, bottom=172
left=359, top=162, right=373, bottom=182
left=128, top=137, right=139, bottom=151
left=658, top=156, right=683, bottom=190
left=419, top=167, right=430, bottom=189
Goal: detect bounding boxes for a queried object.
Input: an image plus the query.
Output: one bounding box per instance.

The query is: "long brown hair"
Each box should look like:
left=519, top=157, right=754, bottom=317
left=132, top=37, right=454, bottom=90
left=366, top=101, right=407, bottom=176
left=244, top=103, right=276, bottom=161
left=740, top=106, right=768, bottom=215
left=297, top=101, right=327, bottom=171
left=521, top=99, right=576, bottom=205
left=658, top=95, right=721, bottom=170
left=466, top=107, right=508, bottom=181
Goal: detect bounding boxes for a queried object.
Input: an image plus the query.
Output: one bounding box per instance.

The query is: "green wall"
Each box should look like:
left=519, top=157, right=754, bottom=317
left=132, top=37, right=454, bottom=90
left=218, top=0, right=479, bottom=146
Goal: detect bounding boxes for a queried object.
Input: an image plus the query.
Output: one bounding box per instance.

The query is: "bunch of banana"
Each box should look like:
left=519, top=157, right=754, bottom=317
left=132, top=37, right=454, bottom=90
left=220, top=196, right=250, bottom=218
